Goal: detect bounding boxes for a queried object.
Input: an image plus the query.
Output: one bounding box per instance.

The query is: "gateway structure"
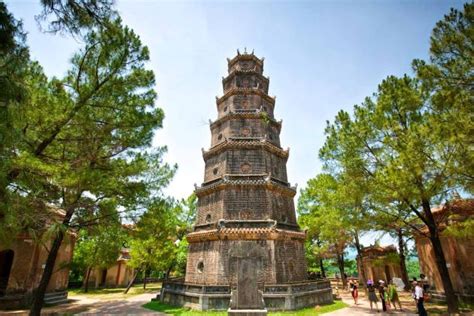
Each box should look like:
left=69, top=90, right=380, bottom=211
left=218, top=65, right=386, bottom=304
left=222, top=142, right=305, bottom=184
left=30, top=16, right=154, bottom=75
left=161, top=51, right=333, bottom=310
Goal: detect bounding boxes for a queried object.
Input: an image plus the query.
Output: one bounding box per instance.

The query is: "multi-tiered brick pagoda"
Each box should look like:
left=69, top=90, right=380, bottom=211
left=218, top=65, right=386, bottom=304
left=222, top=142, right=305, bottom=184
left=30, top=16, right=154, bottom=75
left=160, top=51, right=333, bottom=311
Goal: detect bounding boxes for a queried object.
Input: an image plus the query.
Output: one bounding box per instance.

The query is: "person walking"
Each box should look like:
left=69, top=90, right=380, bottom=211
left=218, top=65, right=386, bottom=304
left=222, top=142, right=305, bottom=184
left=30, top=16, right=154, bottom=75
left=388, top=279, right=402, bottom=311
left=413, top=281, right=427, bottom=316
left=351, top=280, right=359, bottom=305
left=378, top=280, right=388, bottom=312
left=367, top=280, right=379, bottom=312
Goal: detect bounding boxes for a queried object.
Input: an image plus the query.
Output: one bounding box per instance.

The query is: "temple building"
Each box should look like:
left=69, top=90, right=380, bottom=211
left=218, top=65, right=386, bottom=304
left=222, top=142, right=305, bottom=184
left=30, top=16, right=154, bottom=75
left=0, top=208, right=75, bottom=309
left=160, top=51, right=333, bottom=310
left=414, top=199, right=474, bottom=302
left=357, top=245, right=403, bottom=284
left=86, top=248, right=135, bottom=288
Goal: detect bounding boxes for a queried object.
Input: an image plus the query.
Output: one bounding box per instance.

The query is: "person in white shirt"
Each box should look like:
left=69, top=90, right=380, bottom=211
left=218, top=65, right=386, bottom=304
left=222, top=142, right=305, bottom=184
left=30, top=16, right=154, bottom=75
left=413, top=281, right=427, bottom=316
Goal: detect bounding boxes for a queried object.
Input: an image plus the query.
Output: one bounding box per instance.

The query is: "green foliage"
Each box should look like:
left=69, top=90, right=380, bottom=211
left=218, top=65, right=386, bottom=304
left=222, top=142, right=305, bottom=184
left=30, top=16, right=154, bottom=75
left=372, top=253, right=400, bottom=268
left=406, top=256, right=421, bottom=279
left=413, top=3, right=473, bottom=193
left=36, top=0, right=117, bottom=37
left=2, top=15, right=176, bottom=237
left=444, top=217, right=474, bottom=238
left=260, top=111, right=271, bottom=125
left=72, top=221, right=126, bottom=272
left=298, top=174, right=351, bottom=255
left=315, top=4, right=472, bottom=312
left=128, top=194, right=195, bottom=276
left=0, top=3, right=32, bottom=242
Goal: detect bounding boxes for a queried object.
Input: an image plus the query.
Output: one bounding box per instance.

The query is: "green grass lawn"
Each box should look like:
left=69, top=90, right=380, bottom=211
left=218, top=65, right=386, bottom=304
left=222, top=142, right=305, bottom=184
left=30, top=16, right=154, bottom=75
left=68, top=282, right=161, bottom=300
left=142, top=300, right=348, bottom=316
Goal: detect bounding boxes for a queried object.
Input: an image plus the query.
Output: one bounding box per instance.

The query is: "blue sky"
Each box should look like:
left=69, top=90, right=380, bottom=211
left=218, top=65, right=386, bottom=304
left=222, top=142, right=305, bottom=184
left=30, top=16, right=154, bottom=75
left=6, top=0, right=465, bottom=247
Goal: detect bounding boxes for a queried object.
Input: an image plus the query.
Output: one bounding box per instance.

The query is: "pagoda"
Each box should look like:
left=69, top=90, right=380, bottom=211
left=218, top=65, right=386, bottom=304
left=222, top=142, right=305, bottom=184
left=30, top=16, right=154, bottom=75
left=160, top=51, right=333, bottom=311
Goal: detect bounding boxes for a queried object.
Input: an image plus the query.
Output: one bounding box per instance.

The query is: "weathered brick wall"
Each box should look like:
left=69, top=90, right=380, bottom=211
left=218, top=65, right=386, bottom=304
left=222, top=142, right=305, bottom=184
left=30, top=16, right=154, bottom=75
left=274, top=240, right=308, bottom=283
left=196, top=191, right=224, bottom=226
left=0, top=235, right=74, bottom=295
left=416, top=235, right=474, bottom=295
left=185, top=239, right=307, bottom=285
left=223, top=187, right=269, bottom=220
left=223, top=74, right=269, bottom=94
left=268, top=192, right=297, bottom=225
left=203, top=150, right=287, bottom=183
left=203, top=153, right=225, bottom=181
left=217, top=95, right=275, bottom=118
left=210, top=119, right=280, bottom=147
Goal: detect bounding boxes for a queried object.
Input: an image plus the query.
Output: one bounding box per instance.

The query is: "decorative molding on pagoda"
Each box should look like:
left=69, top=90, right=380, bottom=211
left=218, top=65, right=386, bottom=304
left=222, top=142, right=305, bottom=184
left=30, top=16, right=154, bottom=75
left=222, top=70, right=269, bottom=85
left=186, top=227, right=306, bottom=243
left=216, top=88, right=275, bottom=105
left=194, top=174, right=297, bottom=197
left=202, top=137, right=289, bottom=160
left=209, top=110, right=282, bottom=131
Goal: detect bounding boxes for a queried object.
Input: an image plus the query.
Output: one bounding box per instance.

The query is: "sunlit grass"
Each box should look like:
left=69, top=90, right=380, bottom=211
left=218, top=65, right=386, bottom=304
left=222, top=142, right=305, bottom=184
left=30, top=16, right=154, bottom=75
left=142, top=300, right=348, bottom=315
left=68, top=282, right=161, bottom=300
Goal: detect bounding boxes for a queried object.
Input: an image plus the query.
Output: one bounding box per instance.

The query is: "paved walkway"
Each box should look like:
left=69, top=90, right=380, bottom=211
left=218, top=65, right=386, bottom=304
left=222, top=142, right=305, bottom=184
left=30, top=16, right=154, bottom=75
left=0, top=293, right=165, bottom=315
left=75, top=293, right=164, bottom=315
left=326, top=290, right=418, bottom=316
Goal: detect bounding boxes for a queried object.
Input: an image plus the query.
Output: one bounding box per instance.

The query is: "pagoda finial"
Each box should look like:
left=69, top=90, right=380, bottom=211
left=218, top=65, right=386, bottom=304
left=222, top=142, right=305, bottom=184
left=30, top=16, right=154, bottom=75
left=244, top=47, right=247, bottom=54
left=251, top=49, right=254, bottom=55
left=237, top=49, right=240, bottom=55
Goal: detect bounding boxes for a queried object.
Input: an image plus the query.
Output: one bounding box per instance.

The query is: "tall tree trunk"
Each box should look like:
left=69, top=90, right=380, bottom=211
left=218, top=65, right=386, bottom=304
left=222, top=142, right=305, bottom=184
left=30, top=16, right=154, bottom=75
left=354, top=232, right=367, bottom=291
left=29, top=208, right=74, bottom=316
left=397, top=228, right=410, bottom=290
left=124, top=270, right=139, bottom=294
left=336, top=248, right=346, bottom=288
left=319, top=258, right=326, bottom=278
left=84, top=267, right=92, bottom=293
left=165, top=266, right=172, bottom=280
left=422, top=199, right=458, bottom=313
left=316, top=239, right=326, bottom=278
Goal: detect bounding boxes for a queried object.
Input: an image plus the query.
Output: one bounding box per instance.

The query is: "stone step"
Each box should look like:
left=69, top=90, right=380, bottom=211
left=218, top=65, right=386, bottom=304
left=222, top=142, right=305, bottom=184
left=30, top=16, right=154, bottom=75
left=44, top=292, right=67, bottom=299
left=44, top=291, right=68, bottom=305
left=44, top=297, right=69, bottom=306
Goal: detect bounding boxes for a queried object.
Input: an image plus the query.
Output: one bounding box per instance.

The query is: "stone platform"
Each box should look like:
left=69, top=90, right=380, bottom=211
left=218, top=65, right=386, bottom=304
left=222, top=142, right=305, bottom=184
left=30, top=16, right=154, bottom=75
left=159, top=278, right=333, bottom=311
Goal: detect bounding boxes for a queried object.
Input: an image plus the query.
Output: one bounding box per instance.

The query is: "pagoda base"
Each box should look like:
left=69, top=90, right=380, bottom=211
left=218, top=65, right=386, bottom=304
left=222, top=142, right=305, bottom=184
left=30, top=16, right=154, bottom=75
left=159, top=279, right=333, bottom=311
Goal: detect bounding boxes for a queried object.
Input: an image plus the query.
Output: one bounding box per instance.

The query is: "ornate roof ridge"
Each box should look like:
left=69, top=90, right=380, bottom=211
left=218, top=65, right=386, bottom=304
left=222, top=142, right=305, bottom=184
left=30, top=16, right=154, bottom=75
left=216, top=88, right=275, bottom=105
left=209, top=110, right=282, bottom=130
left=187, top=227, right=305, bottom=243
left=194, top=174, right=296, bottom=197
left=227, top=51, right=264, bottom=67
left=202, top=138, right=289, bottom=160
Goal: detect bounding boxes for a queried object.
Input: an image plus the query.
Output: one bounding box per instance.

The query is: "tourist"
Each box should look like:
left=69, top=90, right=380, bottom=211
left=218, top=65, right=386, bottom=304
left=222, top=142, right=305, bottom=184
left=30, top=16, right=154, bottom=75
left=413, top=281, right=427, bottom=316
left=367, top=279, right=379, bottom=312
left=388, top=279, right=402, bottom=311
left=420, top=273, right=430, bottom=293
left=351, top=280, right=359, bottom=305
left=378, top=280, right=388, bottom=312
